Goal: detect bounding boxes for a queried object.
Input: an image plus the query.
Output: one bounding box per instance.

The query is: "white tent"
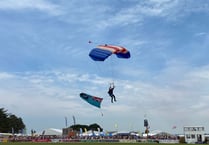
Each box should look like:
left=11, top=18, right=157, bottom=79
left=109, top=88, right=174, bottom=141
left=143, top=130, right=162, bottom=137
left=42, top=128, right=62, bottom=136
left=142, top=130, right=176, bottom=138
left=80, top=130, right=105, bottom=137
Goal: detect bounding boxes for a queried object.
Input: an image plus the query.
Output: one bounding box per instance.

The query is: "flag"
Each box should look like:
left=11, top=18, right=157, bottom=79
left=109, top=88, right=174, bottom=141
left=115, top=123, right=118, bottom=130
left=84, top=128, right=87, bottom=133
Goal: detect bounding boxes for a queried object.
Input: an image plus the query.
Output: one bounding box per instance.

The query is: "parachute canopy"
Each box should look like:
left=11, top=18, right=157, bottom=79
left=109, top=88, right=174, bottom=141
left=89, top=44, right=130, bottom=61
left=80, top=93, right=103, bottom=108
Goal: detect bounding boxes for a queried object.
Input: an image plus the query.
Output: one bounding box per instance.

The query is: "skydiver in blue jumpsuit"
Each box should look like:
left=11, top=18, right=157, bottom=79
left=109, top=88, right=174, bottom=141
left=108, top=83, right=116, bottom=103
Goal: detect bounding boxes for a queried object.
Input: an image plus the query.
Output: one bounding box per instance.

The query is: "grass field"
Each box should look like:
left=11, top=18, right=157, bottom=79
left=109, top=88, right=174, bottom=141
left=0, top=143, right=191, bottom=145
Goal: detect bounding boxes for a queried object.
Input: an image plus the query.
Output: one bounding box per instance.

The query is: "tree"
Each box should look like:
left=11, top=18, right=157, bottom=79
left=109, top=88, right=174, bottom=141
left=0, top=108, right=9, bottom=132
left=69, top=123, right=103, bottom=132
left=0, top=108, right=25, bottom=133
left=89, top=123, right=103, bottom=131
left=70, top=124, right=89, bottom=131
left=8, top=114, right=25, bottom=133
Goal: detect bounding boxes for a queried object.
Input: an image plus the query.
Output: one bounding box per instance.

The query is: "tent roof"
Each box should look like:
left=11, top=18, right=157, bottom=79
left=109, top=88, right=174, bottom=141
left=143, top=130, right=176, bottom=137
left=42, top=128, right=62, bottom=136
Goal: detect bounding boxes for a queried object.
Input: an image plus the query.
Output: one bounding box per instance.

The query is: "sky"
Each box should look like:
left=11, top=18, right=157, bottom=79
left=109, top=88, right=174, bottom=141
left=0, top=0, right=209, bottom=134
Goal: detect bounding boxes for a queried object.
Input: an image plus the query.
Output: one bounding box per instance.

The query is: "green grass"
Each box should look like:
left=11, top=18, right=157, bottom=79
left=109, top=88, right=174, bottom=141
left=0, top=143, right=190, bottom=145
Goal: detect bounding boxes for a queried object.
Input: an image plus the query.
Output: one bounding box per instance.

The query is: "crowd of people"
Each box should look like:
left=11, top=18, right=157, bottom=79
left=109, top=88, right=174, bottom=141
left=2, top=132, right=179, bottom=143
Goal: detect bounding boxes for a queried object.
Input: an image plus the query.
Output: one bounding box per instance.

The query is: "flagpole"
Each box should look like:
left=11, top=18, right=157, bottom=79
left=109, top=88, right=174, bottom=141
left=65, top=117, right=68, bottom=127
left=72, top=115, right=76, bottom=125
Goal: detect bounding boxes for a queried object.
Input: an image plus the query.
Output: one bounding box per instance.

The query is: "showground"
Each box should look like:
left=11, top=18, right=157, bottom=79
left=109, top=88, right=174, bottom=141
left=0, top=143, right=197, bottom=145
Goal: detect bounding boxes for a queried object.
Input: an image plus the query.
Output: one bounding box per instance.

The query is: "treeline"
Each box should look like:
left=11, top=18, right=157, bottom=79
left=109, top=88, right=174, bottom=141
left=0, top=108, right=25, bottom=133
left=70, top=123, right=103, bottom=132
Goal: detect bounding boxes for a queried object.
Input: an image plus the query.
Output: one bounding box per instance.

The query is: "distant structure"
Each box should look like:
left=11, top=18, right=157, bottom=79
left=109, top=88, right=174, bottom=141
left=65, top=117, right=68, bottom=127
left=184, top=126, right=205, bottom=143
left=144, top=119, right=148, bottom=128
left=144, top=118, right=149, bottom=136
left=62, top=127, right=77, bottom=138
left=72, top=115, right=76, bottom=125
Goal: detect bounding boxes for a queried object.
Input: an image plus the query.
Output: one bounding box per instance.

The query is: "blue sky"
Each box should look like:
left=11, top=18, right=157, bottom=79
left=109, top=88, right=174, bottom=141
left=1, top=0, right=209, bottom=134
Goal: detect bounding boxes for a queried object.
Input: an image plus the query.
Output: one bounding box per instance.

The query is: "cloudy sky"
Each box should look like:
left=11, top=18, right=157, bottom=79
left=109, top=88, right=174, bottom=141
left=0, top=0, right=209, bottom=134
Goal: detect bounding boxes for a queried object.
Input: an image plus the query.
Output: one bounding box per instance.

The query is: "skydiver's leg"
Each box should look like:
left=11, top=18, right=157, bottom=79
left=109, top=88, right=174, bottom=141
left=109, top=94, right=114, bottom=103
left=113, top=94, right=116, bottom=102
left=111, top=96, right=113, bottom=103
left=110, top=94, right=116, bottom=103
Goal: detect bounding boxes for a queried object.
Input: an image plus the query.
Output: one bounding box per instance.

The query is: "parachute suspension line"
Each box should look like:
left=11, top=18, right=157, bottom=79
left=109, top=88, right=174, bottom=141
left=93, top=56, right=114, bottom=85
left=100, top=109, right=104, bottom=117
left=89, top=43, right=131, bottom=87
left=94, top=58, right=104, bottom=77
left=109, top=55, right=115, bottom=84
left=94, top=62, right=100, bottom=73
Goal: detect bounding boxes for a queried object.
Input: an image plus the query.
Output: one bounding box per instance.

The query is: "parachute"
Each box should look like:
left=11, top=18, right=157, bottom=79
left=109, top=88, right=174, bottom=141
left=89, top=44, right=131, bottom=61
left=80, top=93, right=103, bottom=108
left=87, top=43, right=130, bottom=106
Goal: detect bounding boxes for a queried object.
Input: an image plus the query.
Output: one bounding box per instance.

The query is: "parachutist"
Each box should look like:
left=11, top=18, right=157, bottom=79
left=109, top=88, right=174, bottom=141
left=108, top=83, right=116, bottom=103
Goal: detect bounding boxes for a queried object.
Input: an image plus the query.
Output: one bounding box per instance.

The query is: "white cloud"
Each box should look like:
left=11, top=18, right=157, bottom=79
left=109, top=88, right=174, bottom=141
left=194, top=32, right=207, bottom=37
left=0, top=72, right=14, bottom=79
left=0, top=0, right=63, bottom=16
left=1, top=61, right=209, bottom=132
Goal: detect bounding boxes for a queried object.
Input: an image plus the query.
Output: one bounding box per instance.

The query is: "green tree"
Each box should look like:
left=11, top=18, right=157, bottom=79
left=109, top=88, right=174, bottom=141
left=89, top=123, right=103, bottom=131
left=70, top=124, right=89, bottom=131
left=0, top=108, right=25, bottom=133
left=0, top=108, right=9, bottom=132
left=8, top=114, right=25, bottom=133
left=70, top=123, right=103, bottom=132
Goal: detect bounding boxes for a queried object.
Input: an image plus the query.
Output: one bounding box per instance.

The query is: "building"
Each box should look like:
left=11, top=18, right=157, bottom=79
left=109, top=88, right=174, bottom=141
left=62, top=127, right=77, bottom=138
left=184, top=126, right=205, bottom=143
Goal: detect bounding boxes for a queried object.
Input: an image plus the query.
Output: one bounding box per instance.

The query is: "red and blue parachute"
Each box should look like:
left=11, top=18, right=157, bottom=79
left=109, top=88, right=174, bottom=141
left=89, top=44, right=131, bottom=61
left=86, top=43, right=130, bottom=108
